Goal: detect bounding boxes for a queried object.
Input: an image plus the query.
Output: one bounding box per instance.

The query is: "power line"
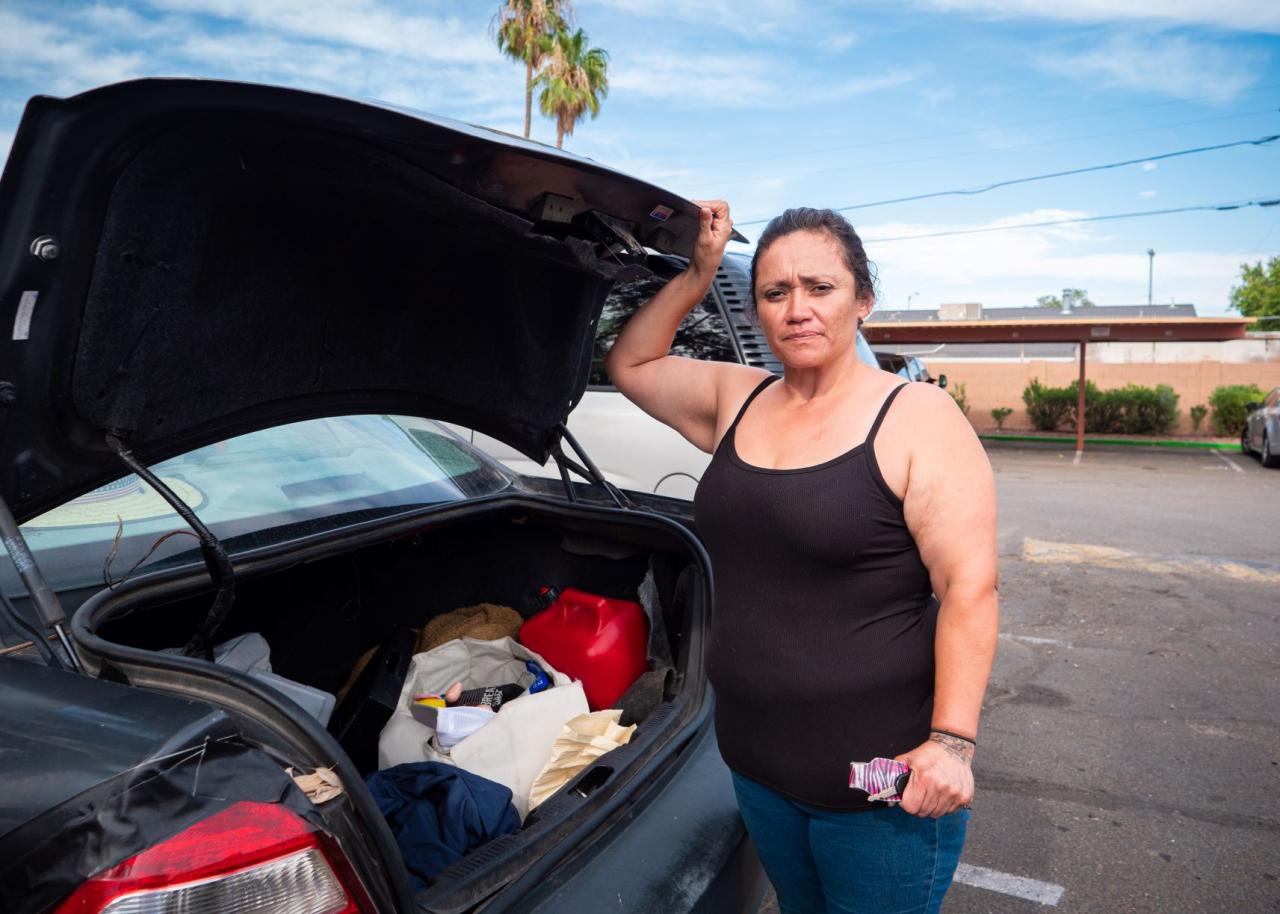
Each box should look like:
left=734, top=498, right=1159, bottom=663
left=683, top=106, right=1280, bottom=195
left=861, top=196, right=1280, bottom=244
left=735, top=134, right=1280, bottom=225
left=677, top=81, right=1280, bottom=170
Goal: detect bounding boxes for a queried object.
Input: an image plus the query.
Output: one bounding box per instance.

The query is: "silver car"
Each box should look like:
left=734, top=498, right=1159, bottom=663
left=1242, top=386, right=1280, bottom=468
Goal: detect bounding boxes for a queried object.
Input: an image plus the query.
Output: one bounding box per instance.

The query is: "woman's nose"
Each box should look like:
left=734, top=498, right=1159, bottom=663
left=783, top=291, right=813, bottom=321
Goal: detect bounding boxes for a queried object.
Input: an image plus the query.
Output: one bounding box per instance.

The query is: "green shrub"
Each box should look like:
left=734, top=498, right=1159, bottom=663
left=1190, top=404, right=1207, bottom=433
left=1209, top=384, right=1265, bottom=436
left=991, top=407, right=1013, bottom=430
left=1112, top=383, right=1179, bottom=435
left=1022, top=379, right=1077, bottom=430
left=949, top=381, right=971, bottom=416
left=1021, top=380, right=1179, bottom=434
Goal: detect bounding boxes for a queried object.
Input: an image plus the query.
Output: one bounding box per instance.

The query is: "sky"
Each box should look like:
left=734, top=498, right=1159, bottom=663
left=1, top=0, right=1278, bottom=315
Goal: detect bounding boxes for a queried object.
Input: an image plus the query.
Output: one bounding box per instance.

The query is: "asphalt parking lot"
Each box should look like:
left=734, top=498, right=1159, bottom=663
left=761, top=441, right=1280, bottom=913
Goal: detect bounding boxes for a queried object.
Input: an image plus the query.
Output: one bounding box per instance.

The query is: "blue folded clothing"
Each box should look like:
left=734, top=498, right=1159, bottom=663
left=366, top=761, right=522, bottom=891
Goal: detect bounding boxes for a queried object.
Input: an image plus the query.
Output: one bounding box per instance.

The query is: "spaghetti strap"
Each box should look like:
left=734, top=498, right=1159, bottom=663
left=866, top=383, right=909, bottom=446
left=728, top=375, right=780, bottom=432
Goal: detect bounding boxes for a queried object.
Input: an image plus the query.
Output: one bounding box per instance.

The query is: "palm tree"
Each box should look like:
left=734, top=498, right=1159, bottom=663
left=535, top=27, right=609, bottom=149
left=491, top=0, right=569, bottom=139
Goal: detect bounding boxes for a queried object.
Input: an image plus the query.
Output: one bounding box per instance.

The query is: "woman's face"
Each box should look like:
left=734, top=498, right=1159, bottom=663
left=753, top=229, right=871, bottom=370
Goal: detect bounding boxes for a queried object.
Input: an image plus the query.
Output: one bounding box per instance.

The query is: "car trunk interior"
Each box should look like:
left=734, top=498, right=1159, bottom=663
left=88, top=499, right=706, bottom=905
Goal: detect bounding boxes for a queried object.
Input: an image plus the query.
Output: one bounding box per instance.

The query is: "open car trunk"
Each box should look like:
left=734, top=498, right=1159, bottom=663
left=73, top=494, right=710, bottom=912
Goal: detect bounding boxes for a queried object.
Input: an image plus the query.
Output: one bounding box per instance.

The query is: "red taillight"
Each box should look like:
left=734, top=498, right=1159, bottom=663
left=53, top=801, right=373, bottom=914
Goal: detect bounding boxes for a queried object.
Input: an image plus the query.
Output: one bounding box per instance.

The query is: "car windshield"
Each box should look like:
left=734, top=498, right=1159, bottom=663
left=0, top=415, right=513, bottom=595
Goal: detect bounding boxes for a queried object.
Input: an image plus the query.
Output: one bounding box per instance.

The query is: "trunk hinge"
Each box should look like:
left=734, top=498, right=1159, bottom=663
left=551, top=423, right=634, bottom=510
left=107, top=433, right=234, bottom=660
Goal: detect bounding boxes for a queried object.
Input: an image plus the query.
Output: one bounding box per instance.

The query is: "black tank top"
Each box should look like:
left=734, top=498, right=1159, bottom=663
left=693, top=374, right=939, bottom=810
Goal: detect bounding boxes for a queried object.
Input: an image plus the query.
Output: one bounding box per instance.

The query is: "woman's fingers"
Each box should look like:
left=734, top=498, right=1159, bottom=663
left=691, top=199, right=733, bottom=236
left=691, top=198, right=730, bottom=218
left=687, top=199, right=733, bottom=276
left=895, top=740, right=974, bottom=817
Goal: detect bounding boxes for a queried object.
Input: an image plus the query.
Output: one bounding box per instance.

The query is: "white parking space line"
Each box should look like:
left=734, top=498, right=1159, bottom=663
left=954, top=863, right=1065, bottom=906
left=1211, top=449, right=1244, bottom=473
left=999, top=633, right=1073, bottom=648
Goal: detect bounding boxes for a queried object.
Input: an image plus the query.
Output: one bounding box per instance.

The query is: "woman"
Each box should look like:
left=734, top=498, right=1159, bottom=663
left=604, top=202, right=999, bottom=914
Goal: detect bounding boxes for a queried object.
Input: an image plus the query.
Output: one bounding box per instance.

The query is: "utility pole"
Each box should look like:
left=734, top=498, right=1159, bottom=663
left=1147, top=249, right=1155, bottom=307
left=907, top=291, right=919, bottom=311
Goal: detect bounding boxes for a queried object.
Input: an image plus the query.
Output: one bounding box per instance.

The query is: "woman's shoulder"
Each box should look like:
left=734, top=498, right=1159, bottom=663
left=889, top=379, right=964, bottom=417
left=709, top=366, right=777, bottom=444
left=880, top=382, right=976, bottom=452
left=873, top=382, right=978, bottom=493
left=718, top=366, right=778, bottom=412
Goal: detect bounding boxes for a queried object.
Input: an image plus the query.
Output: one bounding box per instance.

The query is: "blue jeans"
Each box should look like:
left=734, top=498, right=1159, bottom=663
left=732, top=771, right=968, bottom=914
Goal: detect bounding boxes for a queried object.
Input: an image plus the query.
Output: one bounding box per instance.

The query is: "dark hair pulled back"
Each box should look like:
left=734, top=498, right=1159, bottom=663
left=749, top=207, right=878, bottom=309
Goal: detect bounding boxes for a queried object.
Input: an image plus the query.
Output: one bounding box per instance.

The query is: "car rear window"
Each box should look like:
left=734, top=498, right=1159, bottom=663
left=590, top=276, right=737, bottom=386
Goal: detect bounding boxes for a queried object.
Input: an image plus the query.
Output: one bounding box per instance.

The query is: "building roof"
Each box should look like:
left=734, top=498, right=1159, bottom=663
left=861, top=314, right=1248, bottom=345
left=868, top=303, right=1198, bottom=323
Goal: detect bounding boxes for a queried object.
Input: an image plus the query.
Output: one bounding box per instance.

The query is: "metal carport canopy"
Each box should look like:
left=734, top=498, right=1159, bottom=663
left=860, top=316, right=1252, bottom=451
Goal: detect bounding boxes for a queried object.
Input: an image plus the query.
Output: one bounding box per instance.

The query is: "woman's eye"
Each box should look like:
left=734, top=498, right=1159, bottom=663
left=765, top=289, right=785, bottom=301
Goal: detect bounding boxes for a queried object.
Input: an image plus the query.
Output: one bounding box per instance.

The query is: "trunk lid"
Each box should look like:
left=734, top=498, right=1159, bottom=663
left=0, top=78, right=731, bottom=523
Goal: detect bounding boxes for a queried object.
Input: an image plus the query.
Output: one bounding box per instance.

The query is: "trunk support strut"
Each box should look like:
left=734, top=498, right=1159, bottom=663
left=0, top=491, right=84, bottom=672
left=552, top=423, right=635, bottom=510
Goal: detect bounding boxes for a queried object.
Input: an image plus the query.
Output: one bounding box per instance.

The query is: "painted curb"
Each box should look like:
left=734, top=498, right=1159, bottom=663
left=978, top=434, right=1236, bottom=450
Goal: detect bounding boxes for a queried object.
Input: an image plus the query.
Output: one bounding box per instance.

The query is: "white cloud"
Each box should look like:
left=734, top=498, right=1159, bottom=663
left=1036, top=33, right=1263, bottom=101
left=1141, top=161, right=1158, bottom=171
left=1140, top=190, right=1158, bottom=198
left=861, top=209, right=1252, bottom=313
left=0, top=10, right=147, bottom=94
left=580, top=0, right=812, bottom=39
left=922, top=85, right=957, bottom=107
left=817, top=70, right=919, bottom=103
left=610, top=47, right=916, bottom=108
left=824, top=31, right=859, bottom=52
left=82, top=4, right=177, bottom=38
left=176, top=27, right=526, bottom=118
left=912, top=0, right=1280, bottom=34
left=609, top=50, right=776, bottom=106
left=0, top=4, right=538, bottom=136
left=141, top=0, right=495, bottom=64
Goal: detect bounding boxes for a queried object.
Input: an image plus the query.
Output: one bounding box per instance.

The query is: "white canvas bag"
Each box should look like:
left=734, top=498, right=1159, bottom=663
left=377, top=636, right=588, bottom=818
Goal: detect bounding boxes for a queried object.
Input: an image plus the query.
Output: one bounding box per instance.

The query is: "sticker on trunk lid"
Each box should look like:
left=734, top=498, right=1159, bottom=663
left=649, top=205, right=674, bottom=222
left=12, top=290, right=37, bottom=340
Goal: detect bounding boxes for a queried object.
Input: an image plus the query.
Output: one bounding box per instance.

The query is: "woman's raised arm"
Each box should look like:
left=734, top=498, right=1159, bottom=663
left=603, top=200, right=757, bottom=453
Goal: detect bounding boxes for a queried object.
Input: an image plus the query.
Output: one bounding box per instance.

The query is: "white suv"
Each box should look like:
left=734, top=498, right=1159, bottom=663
left=458, top=252, right=879, bottom=498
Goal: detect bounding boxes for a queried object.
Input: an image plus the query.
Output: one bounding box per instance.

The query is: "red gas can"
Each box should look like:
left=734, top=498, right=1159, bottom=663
left=519, top=587, right=649, bottom=711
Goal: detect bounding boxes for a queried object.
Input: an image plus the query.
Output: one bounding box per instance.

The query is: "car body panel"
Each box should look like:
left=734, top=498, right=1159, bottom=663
left=1244, top=387, right=1280, bottom=464
left=0, top=656, right=231, bottom=841
left=513, top=724, right=766, bottom=912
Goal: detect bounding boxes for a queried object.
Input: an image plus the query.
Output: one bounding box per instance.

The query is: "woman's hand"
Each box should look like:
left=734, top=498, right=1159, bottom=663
left=894, top=732, right=974, bottom=817
left=689, top=199, right=733, bottom=280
